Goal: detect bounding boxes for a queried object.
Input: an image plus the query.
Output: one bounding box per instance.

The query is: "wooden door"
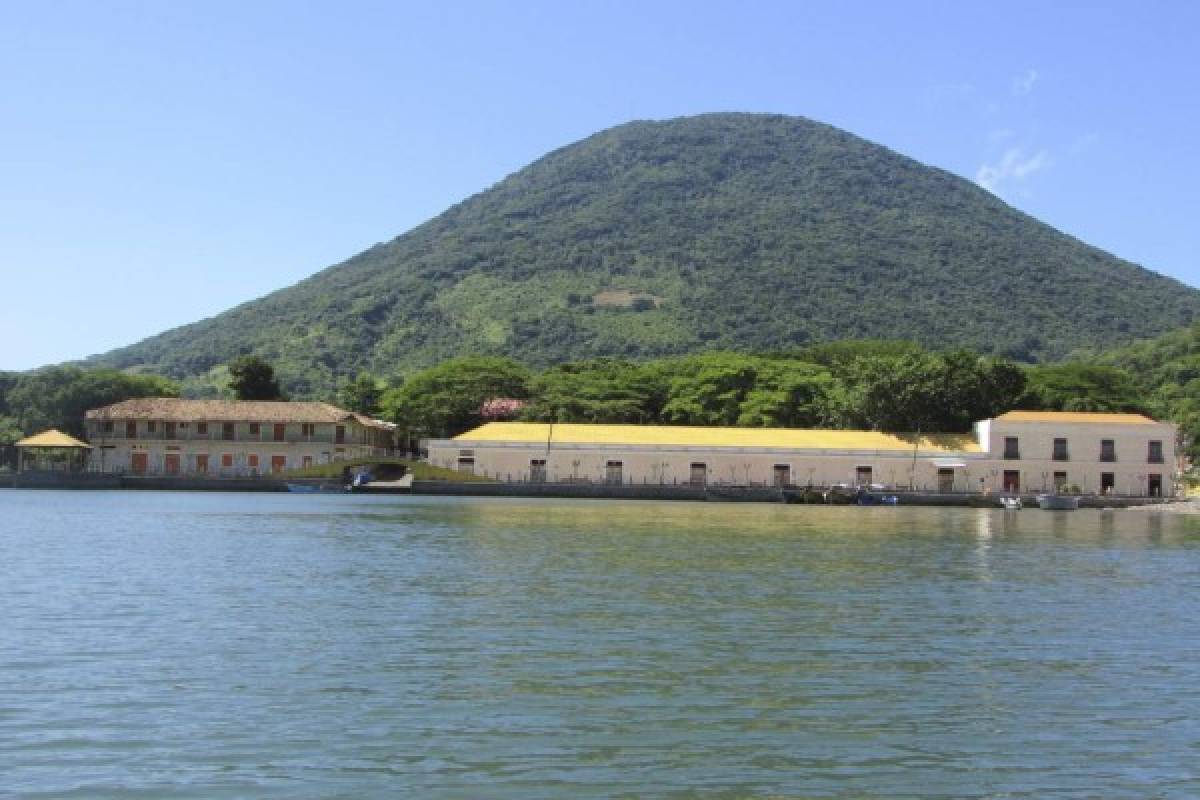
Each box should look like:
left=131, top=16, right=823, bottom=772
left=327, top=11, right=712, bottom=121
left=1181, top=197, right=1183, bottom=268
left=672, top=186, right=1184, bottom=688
left=164, top=454, right=180, bottom=475
left=271, top=455, right=287, bottom=473
left=131, top=452, right=148, bottom=474
left=195, top=454, right=209, bottom=474
left=937, top=468, right=954, bottom=493
left=773, top=464, right=790, bottom=487
left=1003, top=470, right=1020, bottom=493
left=689, top=463, right=706, bottom=486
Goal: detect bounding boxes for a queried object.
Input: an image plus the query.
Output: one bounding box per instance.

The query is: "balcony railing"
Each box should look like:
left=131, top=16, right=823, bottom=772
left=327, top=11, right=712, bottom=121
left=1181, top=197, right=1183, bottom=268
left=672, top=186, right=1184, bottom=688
left=89, top=430, right=379, bottom=446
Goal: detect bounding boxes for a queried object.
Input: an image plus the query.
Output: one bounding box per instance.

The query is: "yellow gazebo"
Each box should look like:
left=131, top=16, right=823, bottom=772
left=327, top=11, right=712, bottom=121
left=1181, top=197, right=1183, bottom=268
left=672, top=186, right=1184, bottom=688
left=15, top=429, right=92, bottom=473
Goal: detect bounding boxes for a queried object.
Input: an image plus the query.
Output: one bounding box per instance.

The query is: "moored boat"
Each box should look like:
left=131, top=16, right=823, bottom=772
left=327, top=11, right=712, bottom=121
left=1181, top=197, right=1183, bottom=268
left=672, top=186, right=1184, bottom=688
left=1037, top=494, right=1081, bottom=511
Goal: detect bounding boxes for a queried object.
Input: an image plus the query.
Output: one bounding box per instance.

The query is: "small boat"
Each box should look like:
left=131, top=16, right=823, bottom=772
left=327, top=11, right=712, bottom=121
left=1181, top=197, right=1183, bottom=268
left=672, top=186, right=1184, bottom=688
left=856, top=491, right=899, bottom=506
left=1037, top=494, right=1081, bottom=511
left=1000, top=496, right=1022, bottom=510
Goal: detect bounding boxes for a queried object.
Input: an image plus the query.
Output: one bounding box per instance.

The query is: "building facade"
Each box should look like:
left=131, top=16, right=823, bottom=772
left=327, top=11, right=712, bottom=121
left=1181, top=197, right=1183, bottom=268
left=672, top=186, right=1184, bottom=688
left=84, top=398, right=394, bottom=476
left=425, top=412, right=1178, bottom=497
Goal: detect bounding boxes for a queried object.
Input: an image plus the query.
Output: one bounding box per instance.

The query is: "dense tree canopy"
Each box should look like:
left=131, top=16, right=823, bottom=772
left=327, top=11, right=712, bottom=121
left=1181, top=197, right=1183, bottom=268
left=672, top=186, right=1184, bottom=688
left=1, top=367, right=179, bottom=438
left=382, top=356, right=531, bottom=438
left=381, top=345, right=1040, bottom=438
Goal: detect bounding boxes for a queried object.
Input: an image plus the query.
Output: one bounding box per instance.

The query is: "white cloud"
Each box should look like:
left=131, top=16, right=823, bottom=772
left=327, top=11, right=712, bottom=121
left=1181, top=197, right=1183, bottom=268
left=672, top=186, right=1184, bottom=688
left=975, top=147, right=1052, bottom=192
left=1011, top=68, right=1039, bottom=96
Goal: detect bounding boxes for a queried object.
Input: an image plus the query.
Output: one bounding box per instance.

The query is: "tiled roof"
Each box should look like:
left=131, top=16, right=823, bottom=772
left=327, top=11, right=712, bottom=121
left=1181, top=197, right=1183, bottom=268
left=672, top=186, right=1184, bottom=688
left=84, top=398, right=391, bottom=428
left=453, top=422, right=981, bottom=453
left=993, top=411, right=1159, bottom=425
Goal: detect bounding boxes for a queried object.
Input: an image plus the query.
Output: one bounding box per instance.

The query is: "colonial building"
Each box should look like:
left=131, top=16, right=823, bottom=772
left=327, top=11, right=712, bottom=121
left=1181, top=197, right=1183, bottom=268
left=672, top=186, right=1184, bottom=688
left=425, top=411, right=1177, bottom=497
left=83, top=399, right=394, bottom=476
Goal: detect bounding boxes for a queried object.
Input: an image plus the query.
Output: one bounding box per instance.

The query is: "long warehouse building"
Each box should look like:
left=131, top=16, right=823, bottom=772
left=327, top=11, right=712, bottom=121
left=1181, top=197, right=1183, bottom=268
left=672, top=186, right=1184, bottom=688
left=425, top=411, right=1178, bottom=497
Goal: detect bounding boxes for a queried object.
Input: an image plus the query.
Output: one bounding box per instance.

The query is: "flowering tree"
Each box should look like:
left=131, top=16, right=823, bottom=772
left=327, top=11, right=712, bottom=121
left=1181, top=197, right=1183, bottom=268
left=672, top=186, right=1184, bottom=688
left=480, top=397, right=526, bottom=420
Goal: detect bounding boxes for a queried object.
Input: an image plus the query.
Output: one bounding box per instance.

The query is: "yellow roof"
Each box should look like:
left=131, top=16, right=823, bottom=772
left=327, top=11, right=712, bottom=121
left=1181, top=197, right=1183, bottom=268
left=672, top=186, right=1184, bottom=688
left=455, top=422, right=980, bottom=453
left=15, top=429, right=92, bottom=448
left=994, top=411, right=1158, bottom=425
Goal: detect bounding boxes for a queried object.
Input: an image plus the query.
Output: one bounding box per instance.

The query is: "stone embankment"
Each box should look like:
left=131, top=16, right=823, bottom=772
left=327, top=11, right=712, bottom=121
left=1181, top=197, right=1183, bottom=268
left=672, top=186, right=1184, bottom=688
left=1123, top=498, right=1200, bottom=514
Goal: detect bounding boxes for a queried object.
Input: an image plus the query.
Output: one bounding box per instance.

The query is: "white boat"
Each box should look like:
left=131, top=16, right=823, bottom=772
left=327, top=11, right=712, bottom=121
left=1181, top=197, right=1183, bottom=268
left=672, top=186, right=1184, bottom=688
left=1000, top=496, right=1022, bottom=510
left=1037, top=494, right=1081, bottom=511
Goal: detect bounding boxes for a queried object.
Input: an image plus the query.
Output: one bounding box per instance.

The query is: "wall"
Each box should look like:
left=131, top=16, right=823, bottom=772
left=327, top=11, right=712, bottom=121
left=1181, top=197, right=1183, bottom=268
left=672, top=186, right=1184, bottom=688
left=983, top=419, right=1177, bottom=496
left=427, top=441, right=983, bottom=491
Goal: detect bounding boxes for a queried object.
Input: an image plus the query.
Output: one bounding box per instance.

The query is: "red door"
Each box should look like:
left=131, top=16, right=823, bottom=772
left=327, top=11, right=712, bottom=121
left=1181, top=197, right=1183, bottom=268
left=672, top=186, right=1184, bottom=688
left=164, top=454, right=180, bottom=475
left=1003, top=470, right=1020, bottom=493
left=271, top=455, right=287, bottom=473
left=131, top=453, right=148, bottom=474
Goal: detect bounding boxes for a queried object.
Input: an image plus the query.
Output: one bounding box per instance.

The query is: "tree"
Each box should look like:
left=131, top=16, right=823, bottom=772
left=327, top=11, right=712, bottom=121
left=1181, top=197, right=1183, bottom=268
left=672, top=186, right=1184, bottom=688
left=844, top=350, right=1026, bottom=433
left=522, top=359, right=667, bottom=423
left=228, top=356, right=283, bottom=401
left=338, top=373, right=383, bottom=416
left=736, top=362, right=841, bottom=428
left=0, top=415, right=23, bottom=445
left=381, top=356, right=530, bottom=437
left=1020, top=363, right=1144, bottom=413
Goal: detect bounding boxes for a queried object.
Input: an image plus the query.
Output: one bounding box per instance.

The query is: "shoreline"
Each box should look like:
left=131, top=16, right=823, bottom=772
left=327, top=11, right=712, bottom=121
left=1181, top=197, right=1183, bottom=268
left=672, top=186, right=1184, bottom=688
left=0, top=473, right=1180, bottom=509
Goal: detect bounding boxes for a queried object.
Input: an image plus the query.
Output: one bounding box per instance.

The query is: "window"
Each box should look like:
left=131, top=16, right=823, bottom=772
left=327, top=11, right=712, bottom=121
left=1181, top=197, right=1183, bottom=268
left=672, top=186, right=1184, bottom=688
left=102, top=420, right=114, bottom=434
left=164, top=422, right=176, bottom=440
left=457, top=456, right=475, bottom=475
left=301, top=423, right=315, bottom=438
left=1100, top=439, right=1116, bottom=462
left=1003, top=436, right=1020, bottom=460
left=273, top=423, right=286, bottom=442
left=126, top=421, right=137, bottom=439
left=195, top=454, right=209, bottom=474
left=1101, top=472, right=1115, bottom=494
left=1148, top=440, right=1164, bottom=464
left=1054, top=471, right=1068, bottom=490
left=335, top=425, right=346, bottom=444
left=147, top=421, right=157, bottom=434
left=302, top=455, right=313, bottom=469
left=249, top=423, right=260, bottom=437
left=530, top=459, right=547, bottom=482
left=197, top=422, right=208, bottom=436
left=247, top=453, right=259, bottom=475
left=1052, top=438, right=1069, bottom=461
left=222, top=423, right=235, bottom=441
left=605, top=460, right=623, bottom=484
left=689, top=463, right=707, bottom=486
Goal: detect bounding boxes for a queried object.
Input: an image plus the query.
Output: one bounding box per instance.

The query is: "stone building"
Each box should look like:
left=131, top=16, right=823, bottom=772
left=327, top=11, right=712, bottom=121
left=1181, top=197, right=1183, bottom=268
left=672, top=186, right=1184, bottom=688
left=83, top=398, right=394, bottom=476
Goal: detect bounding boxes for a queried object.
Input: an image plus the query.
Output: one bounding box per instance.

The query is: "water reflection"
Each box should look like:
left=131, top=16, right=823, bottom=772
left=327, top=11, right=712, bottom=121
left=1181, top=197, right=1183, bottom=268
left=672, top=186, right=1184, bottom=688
left=1, top=491, right=1199, bottom=798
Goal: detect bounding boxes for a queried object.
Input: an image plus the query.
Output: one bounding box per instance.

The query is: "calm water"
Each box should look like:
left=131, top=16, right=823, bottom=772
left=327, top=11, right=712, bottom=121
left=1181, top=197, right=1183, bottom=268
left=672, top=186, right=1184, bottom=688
left=2, top=491, right=1200, bottom=798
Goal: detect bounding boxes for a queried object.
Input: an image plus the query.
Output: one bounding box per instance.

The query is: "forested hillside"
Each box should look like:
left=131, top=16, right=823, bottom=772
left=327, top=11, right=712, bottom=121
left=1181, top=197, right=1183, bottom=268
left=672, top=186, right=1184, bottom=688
left=82, top=113, right=1200, bottom=397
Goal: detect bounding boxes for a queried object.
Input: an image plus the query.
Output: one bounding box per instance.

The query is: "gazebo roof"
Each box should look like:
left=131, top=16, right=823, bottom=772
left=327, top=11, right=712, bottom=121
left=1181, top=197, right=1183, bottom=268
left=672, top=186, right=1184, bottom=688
left=15, top=429, right=92, bottom=449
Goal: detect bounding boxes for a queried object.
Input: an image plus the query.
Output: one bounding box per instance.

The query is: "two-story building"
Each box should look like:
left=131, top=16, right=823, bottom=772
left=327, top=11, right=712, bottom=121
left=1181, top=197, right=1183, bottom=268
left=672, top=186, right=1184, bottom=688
left=83, top=398, right=394, bottom=476
left=975, top=411, right=1176, bottom=497
left=424, top=411, right=1178, bottom=497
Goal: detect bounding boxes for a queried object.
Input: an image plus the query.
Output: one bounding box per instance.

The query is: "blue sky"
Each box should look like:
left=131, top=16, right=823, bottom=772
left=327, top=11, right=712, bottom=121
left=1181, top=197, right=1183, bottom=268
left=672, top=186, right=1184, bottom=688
left=2, top=1, right=1197, bottom=370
